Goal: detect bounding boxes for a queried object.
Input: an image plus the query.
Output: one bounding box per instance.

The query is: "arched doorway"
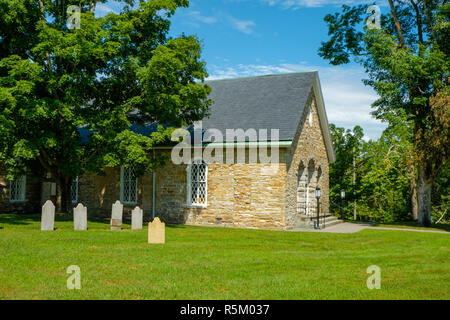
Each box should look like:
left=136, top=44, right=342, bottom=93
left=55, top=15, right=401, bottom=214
left=297, top=159, right=321, bottom=217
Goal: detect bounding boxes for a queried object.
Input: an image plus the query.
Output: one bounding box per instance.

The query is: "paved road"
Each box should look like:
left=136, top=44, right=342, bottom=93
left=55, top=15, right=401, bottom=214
left=290, top=222, right=449, bottom=234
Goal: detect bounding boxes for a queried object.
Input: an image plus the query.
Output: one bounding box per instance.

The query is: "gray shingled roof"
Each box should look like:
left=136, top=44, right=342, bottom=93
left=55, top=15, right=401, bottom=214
left=79, top=72, right=319, bottom=144
left=202, top=71, right=317, bottom=142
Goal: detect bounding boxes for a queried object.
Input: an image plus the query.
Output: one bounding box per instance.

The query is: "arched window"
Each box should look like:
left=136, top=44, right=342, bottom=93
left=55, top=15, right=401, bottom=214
left=71, top=176, right=79, bottom=205
left=306, top=159, right=316, bottom=216
left=187, top=159, right=208, bottom=207
left=308, top=105, right=313, bottom=126
left=120, top=166, right=138, bottom=205
left=9, top=175, right=26, bottom=203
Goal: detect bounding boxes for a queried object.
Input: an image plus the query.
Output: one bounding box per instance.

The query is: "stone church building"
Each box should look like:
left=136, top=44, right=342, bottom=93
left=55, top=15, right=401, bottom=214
left=0, top=72, right=336, bottom=230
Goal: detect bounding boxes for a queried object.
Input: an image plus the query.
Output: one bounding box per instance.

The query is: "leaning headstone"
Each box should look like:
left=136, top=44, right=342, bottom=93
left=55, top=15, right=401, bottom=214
left=131, top=206, right=143, bottom=230
left=41, top=200, right=55, bottom=231
left=148, top=217, right=165, bottom=244
left=74, top=203, right=87, bottom=231
left=110, top=200, right=123, bottom=230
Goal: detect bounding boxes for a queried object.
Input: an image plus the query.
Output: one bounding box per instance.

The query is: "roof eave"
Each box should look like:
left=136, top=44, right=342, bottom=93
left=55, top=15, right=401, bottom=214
left=313, top=74, right=336, bottom=163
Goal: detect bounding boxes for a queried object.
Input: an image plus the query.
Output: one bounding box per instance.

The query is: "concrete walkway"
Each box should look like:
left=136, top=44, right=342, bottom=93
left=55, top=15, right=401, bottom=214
left=290, top=222, right=449, bottom=234
left=289, top=222, right=372, bottom=233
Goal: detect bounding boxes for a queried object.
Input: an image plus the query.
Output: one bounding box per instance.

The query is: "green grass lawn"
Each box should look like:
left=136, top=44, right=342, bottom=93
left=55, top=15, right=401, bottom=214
left=0, top=214, right=449, bottom=300
left=370, top=221, right=450, bottom=232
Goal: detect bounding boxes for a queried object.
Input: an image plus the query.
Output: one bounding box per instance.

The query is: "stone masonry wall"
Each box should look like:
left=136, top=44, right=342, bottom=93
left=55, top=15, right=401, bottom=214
left=0, top=169, right=41, bottom=214
left=75, top=167, right=148, bottom=221
left=155, top=149, right=288, bottom=230
left=37, top=148, right=289, bottom=230
left=40, top=167, right=151, bottom=222
left=285, top=89, right=330, bottom=228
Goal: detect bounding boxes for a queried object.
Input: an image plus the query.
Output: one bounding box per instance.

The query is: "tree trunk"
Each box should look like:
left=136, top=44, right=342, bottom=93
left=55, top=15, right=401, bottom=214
left=417, top=165, right=433, bottom=226
left=408, top=164, right=418, bottom=221
left=56, top=177, right=72, bottom=214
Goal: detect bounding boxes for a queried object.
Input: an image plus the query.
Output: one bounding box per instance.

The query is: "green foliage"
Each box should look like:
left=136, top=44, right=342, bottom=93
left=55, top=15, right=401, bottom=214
left=318, top=4, right=367, bottom=65
left=432, top=162, right=450, bottom=223
left=320, top=1, right=449, bottom=225
left=328, top=124, right=364, bottom=220
left=0, top=1, right=211, bottom=209
left=330, top=122, right=416, bottom=223
left=320, top=1, right=449, bottom=127
left=357, top=124, right=413, bottom=222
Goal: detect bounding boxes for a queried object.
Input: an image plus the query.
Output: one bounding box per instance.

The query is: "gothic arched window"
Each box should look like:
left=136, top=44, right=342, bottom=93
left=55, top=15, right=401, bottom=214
left=187, top=159, right=208, bottom=207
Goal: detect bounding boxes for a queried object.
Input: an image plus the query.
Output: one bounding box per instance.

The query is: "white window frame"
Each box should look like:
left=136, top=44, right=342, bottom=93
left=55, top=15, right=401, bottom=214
left=120, top=166, right=138, bottom=206
left=187, top=159, right=208, bottom=208
left=9, top=175, right=26, bottom=203
left=71, top=176, right=79, bottom=205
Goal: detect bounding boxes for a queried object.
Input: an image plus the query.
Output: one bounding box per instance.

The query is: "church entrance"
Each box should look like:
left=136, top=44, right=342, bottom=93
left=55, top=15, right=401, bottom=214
left=297, top=159, right=321, bottom=224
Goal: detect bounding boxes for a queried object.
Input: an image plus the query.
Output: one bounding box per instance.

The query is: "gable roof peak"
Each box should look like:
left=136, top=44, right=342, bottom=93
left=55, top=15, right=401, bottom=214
left=202, top=71, right=319, bottom=142
left=206, top=71, right=319, bottom=83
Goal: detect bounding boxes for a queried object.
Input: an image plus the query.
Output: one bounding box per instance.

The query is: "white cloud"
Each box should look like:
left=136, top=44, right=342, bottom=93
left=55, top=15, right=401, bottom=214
left=187, top=11, right=219, bottom=24
left=95, top=3, right=118, bottom=16
left=207, top=62, right=387, bottom=139
left=227, top=16, right=256, bottom=34
left=177, top=9, right=256, bottom=35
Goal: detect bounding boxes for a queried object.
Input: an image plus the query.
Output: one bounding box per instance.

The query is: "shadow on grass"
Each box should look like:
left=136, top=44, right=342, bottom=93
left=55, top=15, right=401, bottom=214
left=1, top=212, right=195, bottom=230
left=165, top=224, right=189, bottom=229
left=0, top=213, right=114, bottom=227
left=86, top=216, right=111, bottom=225
left=0, top=214, right=41, bottom=225
left=371, top=221, right=450, bottom=232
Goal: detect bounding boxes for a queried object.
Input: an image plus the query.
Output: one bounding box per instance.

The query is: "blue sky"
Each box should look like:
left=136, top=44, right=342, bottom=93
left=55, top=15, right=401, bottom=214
left=98, top=0, right=389, bottom=140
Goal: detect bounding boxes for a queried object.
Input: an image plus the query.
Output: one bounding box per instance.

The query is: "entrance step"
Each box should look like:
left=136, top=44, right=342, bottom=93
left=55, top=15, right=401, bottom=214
left=324, top=216, right=344, bottom=228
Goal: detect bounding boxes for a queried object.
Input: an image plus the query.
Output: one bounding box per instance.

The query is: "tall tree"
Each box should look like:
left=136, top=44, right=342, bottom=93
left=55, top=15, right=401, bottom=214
left=0, top=0, right=211, bottom=212
left=330, top=121, right=419, bottom=223
left=359, top=117, right=415, bottom=222
left=329, top=124, right=365, bottom=220
left=319, top=1, right=449, bottom=226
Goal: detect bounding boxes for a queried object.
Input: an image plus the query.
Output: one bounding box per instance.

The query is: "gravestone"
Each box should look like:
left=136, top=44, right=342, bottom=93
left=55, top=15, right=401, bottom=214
left=110, top=200, right=123, bottom=230
left=74, top=203, right=87, bottom=231
left=148, top=217, right=165, bottom=244
left=131, top=206, right=143, bottom=230
left=41, top=200, right=55, bottom=231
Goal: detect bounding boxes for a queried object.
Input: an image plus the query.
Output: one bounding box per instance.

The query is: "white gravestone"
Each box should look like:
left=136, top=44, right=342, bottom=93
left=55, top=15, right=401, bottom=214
left=131, top=206, right=143, bottom=230
left=74, top=203, right=87, bottom=231
left=110, top=200, right=123, bottom=230
left=41, top=200, right=55, bottom=231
